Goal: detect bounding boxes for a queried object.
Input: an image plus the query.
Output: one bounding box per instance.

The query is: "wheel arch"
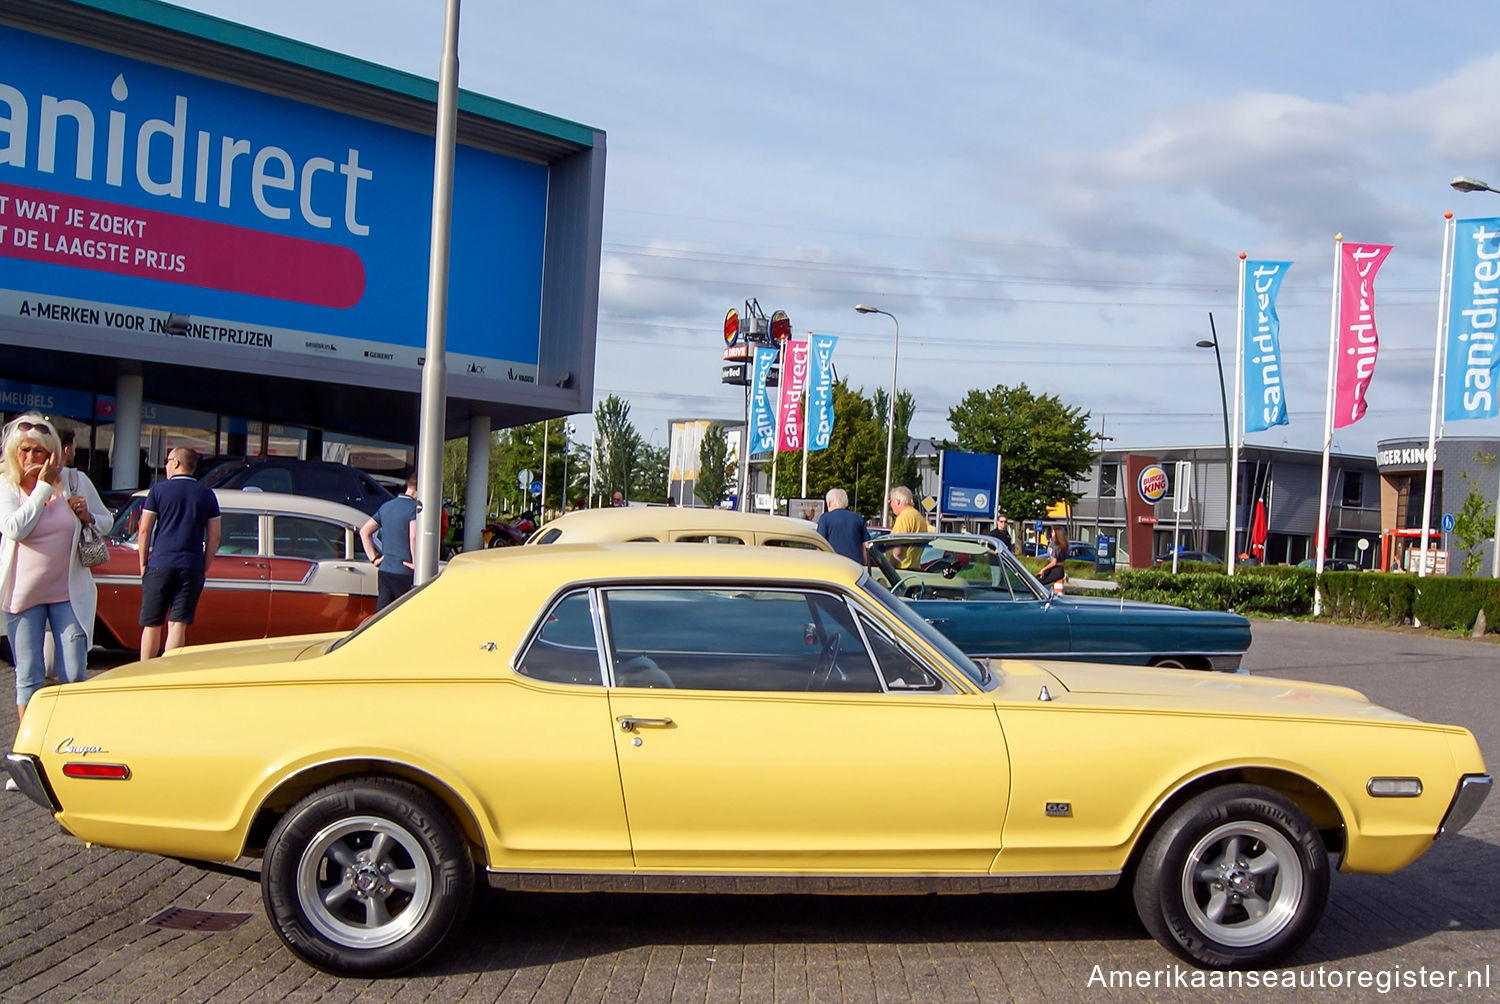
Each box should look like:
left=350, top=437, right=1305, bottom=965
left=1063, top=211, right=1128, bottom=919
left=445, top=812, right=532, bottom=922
left=1124, top=766, right=1347, bottom=879
left=243, top=758, right=488, bottom=866
left=1146, top=655, right=1212, bottom=671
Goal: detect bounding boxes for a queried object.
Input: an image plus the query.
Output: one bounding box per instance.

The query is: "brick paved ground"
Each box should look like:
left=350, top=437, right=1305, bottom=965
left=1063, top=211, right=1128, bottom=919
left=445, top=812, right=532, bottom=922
left=1, top=620, right=1496, bottom=1002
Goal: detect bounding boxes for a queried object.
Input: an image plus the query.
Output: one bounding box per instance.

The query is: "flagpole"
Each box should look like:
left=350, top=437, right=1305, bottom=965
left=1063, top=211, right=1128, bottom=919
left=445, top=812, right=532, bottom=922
left=770, top=340, right=786, bottom=513
left=1419, top=212, right=1456, bottom=580
left=800, top=333, right=811, bottom=500
left=1228, top=254, right=1246, bottom=575
left=1314, top=235, right=1343, bottom=616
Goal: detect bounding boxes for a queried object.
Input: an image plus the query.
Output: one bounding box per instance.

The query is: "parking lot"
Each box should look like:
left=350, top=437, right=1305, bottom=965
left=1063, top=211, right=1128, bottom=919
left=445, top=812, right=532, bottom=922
left=2, top=619, right=1497, bottom=1002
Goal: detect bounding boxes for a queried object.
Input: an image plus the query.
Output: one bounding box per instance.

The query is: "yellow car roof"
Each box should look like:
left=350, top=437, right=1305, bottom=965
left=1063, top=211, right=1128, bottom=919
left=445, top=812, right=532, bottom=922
left=447, top=540, right=859, bottom=587
left=525, top=507, right=827, bottom=548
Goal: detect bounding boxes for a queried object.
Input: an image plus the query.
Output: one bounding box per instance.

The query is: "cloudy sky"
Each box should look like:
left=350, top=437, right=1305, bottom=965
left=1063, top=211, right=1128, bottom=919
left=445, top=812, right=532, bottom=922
left=171, top=0, right=1500, bottom=457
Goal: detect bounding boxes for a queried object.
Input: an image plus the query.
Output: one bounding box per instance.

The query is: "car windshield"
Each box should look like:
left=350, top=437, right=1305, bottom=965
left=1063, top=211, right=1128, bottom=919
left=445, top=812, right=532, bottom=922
left=866, top=536, right=1048, bottom=602
left=859, top=571, right=996, bottom=690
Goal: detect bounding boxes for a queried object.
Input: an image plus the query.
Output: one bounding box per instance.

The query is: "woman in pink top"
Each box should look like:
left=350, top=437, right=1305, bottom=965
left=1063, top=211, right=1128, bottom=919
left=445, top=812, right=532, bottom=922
left=0, top=414, right=109, bottom=730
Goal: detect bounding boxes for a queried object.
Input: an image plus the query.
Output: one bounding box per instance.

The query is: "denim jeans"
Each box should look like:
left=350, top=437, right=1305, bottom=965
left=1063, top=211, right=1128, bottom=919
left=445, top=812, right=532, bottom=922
left=6, top=602, right=87, bottom=707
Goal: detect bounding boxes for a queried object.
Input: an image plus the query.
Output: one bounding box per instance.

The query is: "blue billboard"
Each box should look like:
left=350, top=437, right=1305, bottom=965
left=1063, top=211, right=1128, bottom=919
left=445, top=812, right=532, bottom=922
left=939, top=450, right=1001, bottom=518
left=0, top=22, right=548, bottom=381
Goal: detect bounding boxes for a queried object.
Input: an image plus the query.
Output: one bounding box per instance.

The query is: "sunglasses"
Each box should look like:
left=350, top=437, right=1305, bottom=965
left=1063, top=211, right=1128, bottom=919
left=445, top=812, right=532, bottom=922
left=17, top=420, right=52, bottom=435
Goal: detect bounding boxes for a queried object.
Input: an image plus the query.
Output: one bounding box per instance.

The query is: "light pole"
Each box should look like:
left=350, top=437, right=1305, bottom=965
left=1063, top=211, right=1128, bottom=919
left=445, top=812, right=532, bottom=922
left=560, top=421, right=576, bottom=513
left=1451, top=176, right=1500, bottom=577
left=855, top=304, right=900, bottom=523
left=1197, top=312, right=1232, bottom=558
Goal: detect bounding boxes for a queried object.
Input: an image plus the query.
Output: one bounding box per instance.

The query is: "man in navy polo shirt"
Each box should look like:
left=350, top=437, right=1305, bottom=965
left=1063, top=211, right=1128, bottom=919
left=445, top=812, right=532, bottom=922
left=360, top=473, right=420, bottom=610
left=815, top=487, right=868, bottom=565
left=137, top=447, right=221, bottom=660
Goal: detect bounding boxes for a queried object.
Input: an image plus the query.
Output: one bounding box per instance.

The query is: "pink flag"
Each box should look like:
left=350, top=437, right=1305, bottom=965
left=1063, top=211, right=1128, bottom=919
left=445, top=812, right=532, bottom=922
left=1333, top=242, right=1394, bottom=429
left=776, top=339, right=810, bottom=452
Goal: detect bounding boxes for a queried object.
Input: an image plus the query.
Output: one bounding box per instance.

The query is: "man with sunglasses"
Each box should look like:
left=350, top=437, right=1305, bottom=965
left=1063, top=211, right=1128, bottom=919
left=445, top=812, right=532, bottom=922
left=137, top=447, right=220, bottom=659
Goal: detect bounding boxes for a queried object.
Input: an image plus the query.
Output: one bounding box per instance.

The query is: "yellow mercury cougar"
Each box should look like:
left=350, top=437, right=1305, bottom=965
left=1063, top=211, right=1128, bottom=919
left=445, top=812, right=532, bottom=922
left=6, top=545, right=1489, bottom=976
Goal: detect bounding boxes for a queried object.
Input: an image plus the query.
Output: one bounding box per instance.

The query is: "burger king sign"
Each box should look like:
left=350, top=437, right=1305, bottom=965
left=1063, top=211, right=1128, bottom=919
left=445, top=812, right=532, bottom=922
left=1137, top=464, right=1169, bottom=505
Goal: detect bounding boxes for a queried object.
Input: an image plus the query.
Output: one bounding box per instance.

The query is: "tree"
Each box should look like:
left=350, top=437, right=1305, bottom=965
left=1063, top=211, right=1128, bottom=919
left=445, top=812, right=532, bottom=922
left=695, top=422, right=732, bottom=507
left=633, top=442, right=668, bottom=503
left=1452, top=451, right=1497, bottom=576
left=945, top=382, right=1094, bottom=519
left=594, top=395, right=641, bottom=502
left=766, top=379, right=892, bottom=520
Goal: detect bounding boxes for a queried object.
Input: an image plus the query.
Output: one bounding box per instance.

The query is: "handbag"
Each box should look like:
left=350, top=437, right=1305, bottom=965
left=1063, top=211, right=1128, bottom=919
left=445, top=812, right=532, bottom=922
left=68, top=471, right=110, bottom=568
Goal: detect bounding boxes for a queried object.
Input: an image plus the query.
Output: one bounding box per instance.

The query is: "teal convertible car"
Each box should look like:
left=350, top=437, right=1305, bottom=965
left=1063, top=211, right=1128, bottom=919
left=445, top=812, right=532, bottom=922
left=867, top=534, right=1250, bottom=672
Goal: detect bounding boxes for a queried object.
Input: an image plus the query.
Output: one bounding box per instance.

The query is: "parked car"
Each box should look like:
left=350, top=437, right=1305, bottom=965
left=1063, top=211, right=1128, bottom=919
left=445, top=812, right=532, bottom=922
left=1298, top=557, right=1363, bottom=572
left=1155, top=550, right=1224, bottom=565
left=6, top=544, right=1488, bottom=976
left=531, top=511, right=1249, bottom=672
left=1067, top=541, right=1097, bottom=561
left=198, top=457, right=394, bottom=516
left=867, top=534, right=1250, bottom=671
left=528, top=506, right=824, bottom=549
left=93, top=489, right=377, bottom=650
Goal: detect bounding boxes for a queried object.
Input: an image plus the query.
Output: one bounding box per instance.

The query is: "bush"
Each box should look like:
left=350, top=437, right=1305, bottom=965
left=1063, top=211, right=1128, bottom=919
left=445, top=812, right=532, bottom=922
left=1113, top=565, right=1499, bottom=632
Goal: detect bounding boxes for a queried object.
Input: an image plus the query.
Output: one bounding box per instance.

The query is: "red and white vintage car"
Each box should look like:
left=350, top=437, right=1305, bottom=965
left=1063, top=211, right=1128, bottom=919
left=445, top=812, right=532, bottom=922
left=94, top=489, right=378, bottom=649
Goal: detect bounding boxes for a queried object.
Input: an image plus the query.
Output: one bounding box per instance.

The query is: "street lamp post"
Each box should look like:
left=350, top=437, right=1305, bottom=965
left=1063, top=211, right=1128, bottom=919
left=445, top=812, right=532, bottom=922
left=1197, top=311, right=1233, bottom=559
left=855, top=304, right=900, bottom=523
left=560, top=421, right=576, bottom=513
left=1450, top=176, right=1500, bottom=577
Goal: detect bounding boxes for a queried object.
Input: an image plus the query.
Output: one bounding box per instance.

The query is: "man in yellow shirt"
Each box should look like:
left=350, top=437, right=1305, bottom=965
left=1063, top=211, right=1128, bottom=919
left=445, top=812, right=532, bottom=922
left=887, top=485, right=932, bottom=569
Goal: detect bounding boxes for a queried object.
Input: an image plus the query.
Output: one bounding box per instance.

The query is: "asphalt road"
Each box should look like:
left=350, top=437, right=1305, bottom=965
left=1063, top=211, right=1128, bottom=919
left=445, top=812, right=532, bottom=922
left=1, top=620, right=1497, bottom=1002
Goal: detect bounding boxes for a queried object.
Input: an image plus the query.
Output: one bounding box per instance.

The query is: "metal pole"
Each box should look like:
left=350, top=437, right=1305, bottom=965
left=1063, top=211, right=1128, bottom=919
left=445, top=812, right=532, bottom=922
left=1419, top=214, right=1455, bottom=579
left=1314, top=237, right=1344, bottom=615
left=414, top=0, right=460, bottom=585
left=1205, top=314, right=1231, bottom=557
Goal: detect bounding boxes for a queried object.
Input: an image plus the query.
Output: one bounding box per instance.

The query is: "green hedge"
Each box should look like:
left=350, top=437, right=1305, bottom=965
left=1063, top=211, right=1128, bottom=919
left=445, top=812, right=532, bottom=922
left=1112, top=567, right=1500, bottom=632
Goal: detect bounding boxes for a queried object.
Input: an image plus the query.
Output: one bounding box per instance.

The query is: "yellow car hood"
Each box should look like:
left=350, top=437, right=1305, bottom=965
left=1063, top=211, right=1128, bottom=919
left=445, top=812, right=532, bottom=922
left=1011, top=660, right=1418, bottom=723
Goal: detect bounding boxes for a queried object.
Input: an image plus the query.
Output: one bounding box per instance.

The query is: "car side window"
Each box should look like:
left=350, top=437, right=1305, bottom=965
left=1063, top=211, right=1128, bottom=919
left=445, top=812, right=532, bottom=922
left=601, top=587, right=880, bottom=693
left=857, top=614, right=947, bottom=692
left=672, top=534, right=746, bottom=545
left=516, top=590, right=602, bottom=686
left=242, top=467, right=294, bottom=494
left=765, top=538, right=822, bottom=549
left=216, top=513, right=261, bottom=555
left=271, top=515, right=348, bottom=560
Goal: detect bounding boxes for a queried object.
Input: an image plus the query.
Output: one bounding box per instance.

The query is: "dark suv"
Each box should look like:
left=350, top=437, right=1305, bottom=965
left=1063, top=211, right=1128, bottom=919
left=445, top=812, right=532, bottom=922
left=199, top=458, right=393, bottom=516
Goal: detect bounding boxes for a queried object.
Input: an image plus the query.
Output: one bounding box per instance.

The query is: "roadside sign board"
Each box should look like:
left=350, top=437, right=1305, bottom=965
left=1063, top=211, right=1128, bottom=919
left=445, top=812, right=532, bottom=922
left=1442, top=512, right=1456, bottom=533
left=1173, top=461, right=1192, bottom=514
left=518, top=469, right=533, bottom=491
left=530, top=481, right=543, bottom=497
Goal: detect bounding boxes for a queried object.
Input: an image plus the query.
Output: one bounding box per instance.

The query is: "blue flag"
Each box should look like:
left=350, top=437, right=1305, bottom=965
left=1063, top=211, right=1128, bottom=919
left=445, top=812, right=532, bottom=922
left=1242, top=260, right=1291, bottom=433
left=748, top=346, right=778, bottom=454
left=807, top=334, right=837, bottom=451
left=1445, top=218, right=1500, bottom=422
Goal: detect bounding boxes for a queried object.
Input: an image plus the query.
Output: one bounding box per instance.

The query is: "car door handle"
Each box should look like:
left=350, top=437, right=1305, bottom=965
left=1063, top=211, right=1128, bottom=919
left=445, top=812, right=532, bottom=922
left=617, top=716, right=674, bottom=732
left=924, top=617, right=951, bottom=626
left=333, top=565, right=361, bottom=573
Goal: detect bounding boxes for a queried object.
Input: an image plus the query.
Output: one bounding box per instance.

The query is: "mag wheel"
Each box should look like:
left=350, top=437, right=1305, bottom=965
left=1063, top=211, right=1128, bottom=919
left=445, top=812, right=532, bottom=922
left=262, top=778, right=473, bottom=976
left=1133, top=783, right=1329, bottom=969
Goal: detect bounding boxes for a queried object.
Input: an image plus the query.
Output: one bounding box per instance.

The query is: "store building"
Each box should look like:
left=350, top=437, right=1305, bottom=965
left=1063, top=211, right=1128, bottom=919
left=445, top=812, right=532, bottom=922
left=1374, top=436, right=1500, bottom=575
left=1070, top=445, right=1381, bottom=569
left=1, top=0, right=605, bottom=547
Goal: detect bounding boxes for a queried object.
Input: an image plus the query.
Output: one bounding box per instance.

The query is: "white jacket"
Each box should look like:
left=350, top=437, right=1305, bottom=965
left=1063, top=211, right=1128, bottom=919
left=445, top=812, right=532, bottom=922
left=0, top=471, right=111, bottom=646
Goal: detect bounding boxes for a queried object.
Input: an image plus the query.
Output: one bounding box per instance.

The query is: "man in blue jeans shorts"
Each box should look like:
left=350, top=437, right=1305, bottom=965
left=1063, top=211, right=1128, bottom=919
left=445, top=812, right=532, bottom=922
left=137, top=447, right=221, bottom=659
left=360, top=473, right=419, bottom=610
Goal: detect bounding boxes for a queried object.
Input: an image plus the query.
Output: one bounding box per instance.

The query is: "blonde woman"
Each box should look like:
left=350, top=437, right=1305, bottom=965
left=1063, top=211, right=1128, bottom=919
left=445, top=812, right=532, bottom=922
left=0, top=414, right=110, bottom=735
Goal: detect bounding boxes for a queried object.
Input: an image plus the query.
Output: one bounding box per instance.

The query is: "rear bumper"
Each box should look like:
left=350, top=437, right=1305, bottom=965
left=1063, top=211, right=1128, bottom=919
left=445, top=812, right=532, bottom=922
left=1438, top=773, right=1492, bottom=837
left=4, top=753, right=60, bottom=812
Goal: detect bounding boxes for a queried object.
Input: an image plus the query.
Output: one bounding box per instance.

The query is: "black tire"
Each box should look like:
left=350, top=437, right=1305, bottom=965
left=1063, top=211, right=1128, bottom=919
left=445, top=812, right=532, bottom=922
left=262, top=778, right=474, bottom=976
left=1132, top=783, right=1329, bottom=969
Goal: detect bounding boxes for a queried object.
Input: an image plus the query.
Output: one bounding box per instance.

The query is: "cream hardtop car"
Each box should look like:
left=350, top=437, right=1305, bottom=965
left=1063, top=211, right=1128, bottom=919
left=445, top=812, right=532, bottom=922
left=528, top=506, right=827, bottom=549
